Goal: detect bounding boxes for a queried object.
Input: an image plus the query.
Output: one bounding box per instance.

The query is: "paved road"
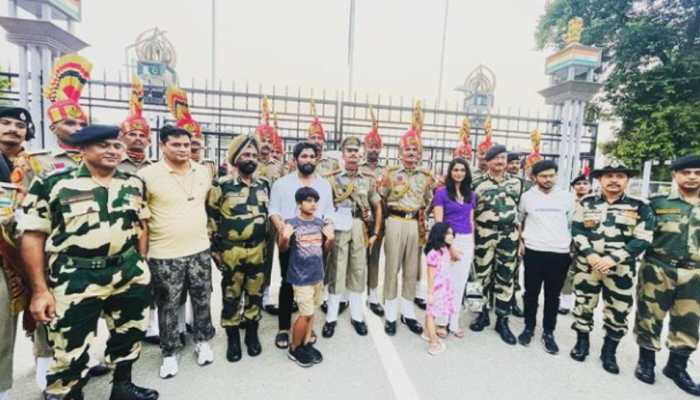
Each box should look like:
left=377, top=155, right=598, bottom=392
left=8, top=256, right=700, bottom=400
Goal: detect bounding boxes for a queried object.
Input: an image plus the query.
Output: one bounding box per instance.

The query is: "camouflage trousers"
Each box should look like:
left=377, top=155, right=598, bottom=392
left=149, top=250, right=216, bottom=357
left=474, top=223, right=519, bottom=316
left=263, top=224, right=276, bottom=288
left=217, top=240, right=266, bottom=328
left=560, top=263, right=576, bottom=296
left=635, top=257, right=700, bottom=356
left=45, top=250, right=150, bottom=396
left=572, top=258, right=635, bottom=341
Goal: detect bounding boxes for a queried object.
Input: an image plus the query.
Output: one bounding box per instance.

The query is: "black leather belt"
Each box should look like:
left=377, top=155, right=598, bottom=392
left=388, top=209, right=419, bottom=220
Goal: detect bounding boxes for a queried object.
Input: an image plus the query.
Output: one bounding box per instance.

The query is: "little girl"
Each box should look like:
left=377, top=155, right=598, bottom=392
left=423, top=223, right=457, bottom=355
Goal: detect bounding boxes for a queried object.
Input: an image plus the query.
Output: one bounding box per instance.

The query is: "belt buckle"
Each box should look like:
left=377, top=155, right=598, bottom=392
left=406, top=211, right=416, bottom=219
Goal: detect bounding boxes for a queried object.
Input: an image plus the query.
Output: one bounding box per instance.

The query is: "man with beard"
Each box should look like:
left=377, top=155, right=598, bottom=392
left=469, top=145, right=525, bottom=345
left=634, top=155, right=700, bottom=397
left=359, top=110, right=386, bottom=317
left=207, top=134, right=268, bottom=362
left=378, top=102, right=433, bottom=336
left=570, top=161, right=654, bottom=375
left=20, top=125, right=158, bottom=400
left=119, top=77, right=153, bottom=175
left=268, top=142, right=334, bottom=349
left=323, top=136, right=382, bottom=337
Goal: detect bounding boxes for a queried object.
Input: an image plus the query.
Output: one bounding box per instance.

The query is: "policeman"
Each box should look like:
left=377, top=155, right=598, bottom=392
left=570, top=161, right=655, bottom=375
left=207, top=134, right=268, bottom=363
left=359, top=109, right=386, bottom=317
left=379, top=102, right=433, bottom=336
left=119, top=77, right=153, bottom=175
left=19, top=125, right=158, bottom=400
left=633, top=154, right=700, bottom=396
left=323, top=136, right=382, bottom=337
left=470, top=144, right=525, bottom=345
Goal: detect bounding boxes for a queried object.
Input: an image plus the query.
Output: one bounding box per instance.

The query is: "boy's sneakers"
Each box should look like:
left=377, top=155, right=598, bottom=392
left=288, top=345, right=315, bottom=368
left=305, top=344, right=323, bottom=364
left=159, top=356, right=178, bottom=379
left=195, top=341, right=214, bottom=366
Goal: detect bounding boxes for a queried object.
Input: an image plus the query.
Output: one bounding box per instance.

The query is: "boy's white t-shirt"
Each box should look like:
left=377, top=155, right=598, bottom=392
left=519, top=186, right=575, bottom=254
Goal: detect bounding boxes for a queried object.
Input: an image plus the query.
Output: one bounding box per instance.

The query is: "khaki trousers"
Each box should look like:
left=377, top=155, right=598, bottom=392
left=383, top=217, right=420, bottom=301
left=330, top=218, right=367, bottom=294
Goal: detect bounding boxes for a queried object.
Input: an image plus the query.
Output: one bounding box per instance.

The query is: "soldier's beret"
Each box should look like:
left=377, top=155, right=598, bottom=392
left=340, top=136, right=362, bottom=150
left=0, top=106, right=35, bottom=140
left=484, top=145, right=507, bottom=161
left=591, top=160, right=637, bottom=179
left=671, top=154, right=700, bottom=171
left=69, top=124, right=121, bottom=146
left=570, top=174, right=590, bottom=186
left=531, top=159, right=558, bottom=176
left=228, top=133, right=258, bottom=164
left=507, top=153, right=521, bottom=163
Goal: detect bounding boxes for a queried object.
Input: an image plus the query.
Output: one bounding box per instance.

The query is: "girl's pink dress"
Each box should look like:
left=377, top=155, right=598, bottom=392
left=426, top=248, right=456, bottom=318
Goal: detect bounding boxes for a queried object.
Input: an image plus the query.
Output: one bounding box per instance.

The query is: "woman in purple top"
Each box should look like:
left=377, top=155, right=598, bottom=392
left=432, top=158, right=477, bottom=338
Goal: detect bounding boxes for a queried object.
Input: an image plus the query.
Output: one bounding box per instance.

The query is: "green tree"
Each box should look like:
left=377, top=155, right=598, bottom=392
left=536, top=0, right=700, bottom=179
left=0, top=66, right=12, bottom=105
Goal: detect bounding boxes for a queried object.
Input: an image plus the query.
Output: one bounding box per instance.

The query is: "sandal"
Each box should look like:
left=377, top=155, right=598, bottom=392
left=275, top=331, right=289, bottom=349
left=450, top=329, right=465, bottom=338
left=436, top=327, right=448, bottom=339
left=428, top=340, right=446, bottom=355
left=308, top=331, right=318, bottom=345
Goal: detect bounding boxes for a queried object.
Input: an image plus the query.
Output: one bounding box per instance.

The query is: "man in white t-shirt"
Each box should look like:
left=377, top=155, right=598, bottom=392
left=516, top=160, right=574, bottom=355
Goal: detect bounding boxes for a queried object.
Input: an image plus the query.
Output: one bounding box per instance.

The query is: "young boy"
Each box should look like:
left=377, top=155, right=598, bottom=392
left=279, top=187, right=335, bottom=367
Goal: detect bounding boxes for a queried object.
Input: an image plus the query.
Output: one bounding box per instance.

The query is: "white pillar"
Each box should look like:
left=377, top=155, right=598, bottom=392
left=18, top=45, right=28, bottom=106
left=557, top=100, right=571, bottom=187
left=571, top=100, right=585, bottom=183
left=29, top=45, right=43, bottom=146
left=7, top=0, right=17, bottom=17
left=41, top=47, right=55, bottom=150
left=40, top=3, right=51, bottom=20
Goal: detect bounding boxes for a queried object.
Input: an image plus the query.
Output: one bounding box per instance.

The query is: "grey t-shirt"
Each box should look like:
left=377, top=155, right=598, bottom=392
left=287, top=216, right=325, bottom=286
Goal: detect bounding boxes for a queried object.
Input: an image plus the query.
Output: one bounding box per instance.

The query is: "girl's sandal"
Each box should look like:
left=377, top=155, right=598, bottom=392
left=428, top=340, right=446, bottom=355
left=275, top=331, right=289, bottom=349
left=308, top=330, right=318, bottom=345
left=451, top=329, right=465, bottom=339
left=436, top=327, right=448, bottom=339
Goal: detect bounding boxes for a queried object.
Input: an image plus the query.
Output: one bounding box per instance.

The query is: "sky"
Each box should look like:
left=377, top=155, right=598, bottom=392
left=1, top=0, right=556, bottom=114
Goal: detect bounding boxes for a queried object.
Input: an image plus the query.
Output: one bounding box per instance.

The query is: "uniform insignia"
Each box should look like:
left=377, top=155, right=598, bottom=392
left=624, top=210, right=639, bottom=219
left=61, top=191, right=95, bottom=205
left=656, top=208, right=681, bottom=215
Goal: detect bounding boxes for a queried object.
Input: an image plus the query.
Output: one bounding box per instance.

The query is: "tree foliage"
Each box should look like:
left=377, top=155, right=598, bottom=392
left=536, top=0, right=700, bottom=179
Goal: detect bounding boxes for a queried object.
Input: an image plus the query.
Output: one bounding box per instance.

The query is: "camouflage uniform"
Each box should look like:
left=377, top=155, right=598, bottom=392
left=18, top=164, right=151, bottom=396
left=379, top=165, right=433, bottom=303
left=472, top=173, right=525, bottom=315
left=635, top=192, right=700, bottom=355
left=359, top=161, right=385, bottom=294
left=571, top=193, right=655, bottom=340
left=207, top=176, right=269, bottom=328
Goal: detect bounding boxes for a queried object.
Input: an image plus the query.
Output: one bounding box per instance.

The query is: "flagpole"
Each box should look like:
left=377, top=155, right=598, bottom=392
left=436, top=0, right=449, bottom=104
left=348, top=0, right=356, bottom=96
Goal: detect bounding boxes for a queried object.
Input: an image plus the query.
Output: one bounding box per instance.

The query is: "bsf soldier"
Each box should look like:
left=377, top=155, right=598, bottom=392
left=473, top=117, right=494, bottom=180
left=119, top=77, right=153, bottom=175
left=307, top=100, right=339, bottom=177
left=570, top=161, right=655, bottom=375
left=359, top=111, right=386, bottom=317
left=633, top=155, right=700, bottom=396
left=0, top=106, right=31, bottom=400
left=322, top=136, right=382, bottom=338
left=19, top=125, right=158, bottom=400
left=207, top=134, right=268, bottom=363
left=469, top=145, right=525, bottom=345
left=379, top=102, right=433, bottom=336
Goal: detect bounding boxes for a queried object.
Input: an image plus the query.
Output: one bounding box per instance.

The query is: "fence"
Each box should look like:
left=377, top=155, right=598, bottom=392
left=0, top=70, right=598, bottom=173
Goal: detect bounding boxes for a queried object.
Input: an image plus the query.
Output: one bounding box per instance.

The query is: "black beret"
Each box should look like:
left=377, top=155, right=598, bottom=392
left=671, top=155, right=700, bottom=171
left=591, top=160, right=636, bottom=178
left=484, top=145, right=507, bottom=161
left=507, top=153, right=521, bottom=163
left=69, top=124, right=120, bottom=146
left=0, top=106, right=35, bottom=140
left=570, top=174, right=590, bottom=186
left=531, top=159, right=558, bottom=176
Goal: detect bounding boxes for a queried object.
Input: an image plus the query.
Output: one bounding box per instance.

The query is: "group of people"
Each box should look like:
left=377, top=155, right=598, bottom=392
left=0, top=53, right=698, bottom=400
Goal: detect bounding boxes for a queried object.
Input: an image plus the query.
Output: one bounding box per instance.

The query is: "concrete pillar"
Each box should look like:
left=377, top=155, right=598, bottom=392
left=7, top=0, right=17, bottom=17
left=29, top=45, right=43, bottom=148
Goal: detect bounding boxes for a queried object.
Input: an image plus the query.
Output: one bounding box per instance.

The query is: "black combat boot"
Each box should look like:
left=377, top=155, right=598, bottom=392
left=469, top=308, right=490, bottom=332
left=663, top=352, right=700, bottom=396
left=600, top=336, right=620, bottom=374
left=634, top=347, right=656, bottom=384
left=495, top=316, right=516, bottom=345
left=110, top=363, right=159, bottom=400
left=244, top=321, right=262, bottom=357
left=226, top=327, right=242, bottom=362
left=570, top=331, right=589, bottom=362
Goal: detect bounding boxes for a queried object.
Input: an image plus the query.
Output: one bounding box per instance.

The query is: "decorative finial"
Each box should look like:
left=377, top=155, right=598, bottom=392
left=566, top=17, right=584, bottom=45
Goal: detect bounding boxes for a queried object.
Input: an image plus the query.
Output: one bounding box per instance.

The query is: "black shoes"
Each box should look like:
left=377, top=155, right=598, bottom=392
left=351, top=319, right=368, bottom=336
left=469, top=311, right=490, bottom=332
left=368, top=302, right=385, bottom=317
left=663, top=352, right=700, bottom=396
left=517, top=327, right=534, bottom=346
left=600, top=336, right=620, bottom=374
left=322, top=321, right=337, bottom=338
left=244, top=321, right=262, bottom=357
left=288, top=345, right=314, bottom=368
left=263, top=304, right=279, bottom=316
left=494, top=316, right=516, bottom=345
left=384, top=321, right=397, bottom=336
left=414, top=298, right=427, bottom=310
left=570, top=331, right=589, bottom=362
left=88, top=364, right=111, bottom=377
left=142, top=335, right=160, bottom=345
left=109, top=382, right=159, bottom=400
left=400, top=316, right=424, bottom=335
left=226, top=327, right=242, bottom=362
left=541, top=332, right=559, bottom=355
left=305, top=344, right=323, bottom=364
left=635, top=347, right=656, bottom=384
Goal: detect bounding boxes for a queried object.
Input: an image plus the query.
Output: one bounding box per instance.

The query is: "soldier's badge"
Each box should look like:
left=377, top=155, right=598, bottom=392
left=656, top=208, right=681, bottom=215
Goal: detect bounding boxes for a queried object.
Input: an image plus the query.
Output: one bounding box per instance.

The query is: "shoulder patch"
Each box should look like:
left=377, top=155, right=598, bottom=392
left=323, top=168, right=342, bottom=178
left=27, top=149, right=52, bottom=156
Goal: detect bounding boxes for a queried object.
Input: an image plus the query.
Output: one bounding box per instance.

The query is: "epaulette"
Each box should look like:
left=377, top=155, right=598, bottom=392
left=322, top=168, right=342, bottom=178
left=215, top=175, right=234, bottom=185
left=626, top=194, right=650, bottom=205
left=43, top=165, right=75, bottom=179
left=27, top=149, right=52, bottom=157
left=580, top=193, right=597, bottom=203
left=649, top=193, right=667, bottom=200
